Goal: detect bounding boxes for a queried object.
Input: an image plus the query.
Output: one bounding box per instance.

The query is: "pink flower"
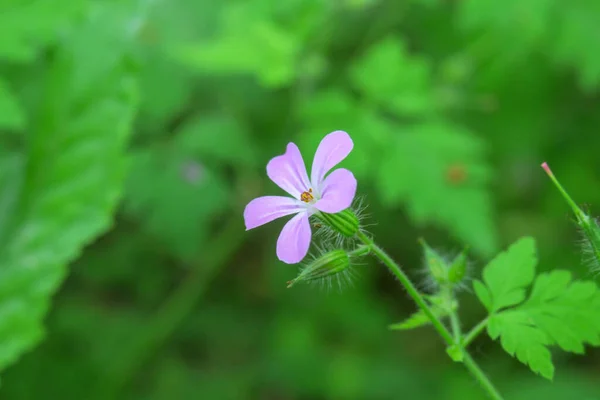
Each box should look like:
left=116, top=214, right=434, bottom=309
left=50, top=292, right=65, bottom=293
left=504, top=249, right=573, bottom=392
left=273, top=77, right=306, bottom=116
left=244, top=131, right=357, bottom=264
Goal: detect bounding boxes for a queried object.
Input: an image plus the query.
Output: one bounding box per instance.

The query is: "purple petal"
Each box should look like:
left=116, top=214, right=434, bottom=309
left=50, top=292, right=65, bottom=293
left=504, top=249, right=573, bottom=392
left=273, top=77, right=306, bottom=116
left=314, top=168, right=357, bottom=214
left=267, top=143, right=311, bottom=199
left=244, top=196, right=305, bottom=230
left=311, top=130, right=354, bottom=190
left=276, top=211, right=311, bottom=264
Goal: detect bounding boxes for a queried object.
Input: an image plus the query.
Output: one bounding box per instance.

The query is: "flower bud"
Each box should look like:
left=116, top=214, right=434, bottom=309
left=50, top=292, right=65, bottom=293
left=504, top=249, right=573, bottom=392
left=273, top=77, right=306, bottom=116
left=448, top=247, right=469, bottom=284
left=316, top=208, right=359, bottom=237
left=419, top=238, right=449, bottom=284
left=287, top=249, right=350, bottom=288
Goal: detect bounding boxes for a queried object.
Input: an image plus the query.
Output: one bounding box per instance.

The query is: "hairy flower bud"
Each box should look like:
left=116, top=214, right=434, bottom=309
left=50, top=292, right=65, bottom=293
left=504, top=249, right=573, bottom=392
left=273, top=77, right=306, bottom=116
left=315, top=208, right=360, bottom=237
left=287, top=245, right=370, bottom=288
left=448, top=247, right=469, bottom=284
left=419, top=239, right=449, bottom=284
left=420, top=239, right=469, bottom=286
left=287, top=249, right=351, bottom=288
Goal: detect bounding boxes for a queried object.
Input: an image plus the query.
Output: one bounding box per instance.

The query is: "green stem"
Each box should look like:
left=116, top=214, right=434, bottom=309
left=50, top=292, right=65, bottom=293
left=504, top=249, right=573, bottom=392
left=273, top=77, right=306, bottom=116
left=356, top=231, right=504, bottom=400
left=541, top=162, right=586, bottom=222
left=350, top=245, right=371, bottom=258
left=439, top=284, right=462, bottom=343
left=445, top=287, right=462, bottom=343
left=463, top=354, right=504, bottom=400
left=463, top=318, right=489, bottom=348
left=356, top=231, right=454, bottom=346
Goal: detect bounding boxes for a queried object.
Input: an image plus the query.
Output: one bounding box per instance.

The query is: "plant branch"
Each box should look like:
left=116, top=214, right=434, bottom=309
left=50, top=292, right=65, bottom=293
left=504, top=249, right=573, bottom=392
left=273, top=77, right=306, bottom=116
left=356, top=231, right=504, bottom=400
left=462, top=317, right=489, bottom=348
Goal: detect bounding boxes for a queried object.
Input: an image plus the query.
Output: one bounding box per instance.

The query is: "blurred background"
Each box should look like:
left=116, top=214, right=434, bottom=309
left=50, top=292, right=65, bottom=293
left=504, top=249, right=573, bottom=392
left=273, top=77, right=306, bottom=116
left=1, top=0, right=600, bottom=399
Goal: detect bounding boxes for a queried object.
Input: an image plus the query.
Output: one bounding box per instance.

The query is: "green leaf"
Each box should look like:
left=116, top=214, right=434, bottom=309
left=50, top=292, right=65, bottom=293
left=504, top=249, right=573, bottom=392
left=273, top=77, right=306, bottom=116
left=137, top=52, right=194, bottom=130
left=172, top=4, right=300, bottom=87
left=457, top=0, right=553, bottom=46
left=0, top=79, right=25, bottom=130
left=551, top=1, right=600, bottom=90
left=487, top=270, right=600, bottom=380
left=473, top=280, right=492, bottom=311
left=389, top=309, right=436, bottom=331
left=0, top=151, right=23, bottom=242
left=350, top=37, right=437, bottom=116
left=377, top=122, right=497, bottom=256
left=389, top=294, right=453, bottom=331
left=0, top=0, right=85, bottom=62
left=0, top=15, right=137, bottom=369
left=488, top=311, right=554, bottom=380
left=174, top=114, right=258, bottom=167
left=456, top=0, right=600, bottom=90
left=475, top=237, right=537, bottom=312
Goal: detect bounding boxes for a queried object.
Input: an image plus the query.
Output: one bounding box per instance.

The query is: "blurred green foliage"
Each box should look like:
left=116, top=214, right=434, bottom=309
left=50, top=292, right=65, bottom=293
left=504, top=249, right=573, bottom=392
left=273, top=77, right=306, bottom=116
left=0, top=0, right=600, bottom=399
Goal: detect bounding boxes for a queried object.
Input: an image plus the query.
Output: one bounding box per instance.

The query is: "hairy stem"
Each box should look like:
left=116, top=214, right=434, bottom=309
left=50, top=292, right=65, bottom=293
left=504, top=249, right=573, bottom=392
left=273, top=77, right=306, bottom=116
left=463, top=353, right=504, bottom=400
left=449, top=309, right=462, bottom=343
left=442, top=286, right=462, bottom=343
left=356, top=231, right=454, bottom=345
left=356, top=231, right=504, bottom=400
left=463, top=318, right=489, bottom=348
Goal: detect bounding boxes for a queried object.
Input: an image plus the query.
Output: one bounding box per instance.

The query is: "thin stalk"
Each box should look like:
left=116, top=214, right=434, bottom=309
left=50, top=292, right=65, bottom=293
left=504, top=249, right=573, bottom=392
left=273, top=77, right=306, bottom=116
left=356, top=231, right=504, bottom=400
left=349, top=245, right=371, bottom=258
left=541, top=162, right=586, bottom=221
left=463, top=318, right=489, bottom=348
left=463, top=354, right=504, bottom=400
left=445, top=287, right=462, bottom=344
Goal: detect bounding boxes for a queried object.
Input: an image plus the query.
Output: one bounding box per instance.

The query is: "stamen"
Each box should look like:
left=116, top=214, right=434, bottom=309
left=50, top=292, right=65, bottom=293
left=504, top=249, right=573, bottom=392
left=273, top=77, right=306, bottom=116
left=300, top=188, right=314, bottom=203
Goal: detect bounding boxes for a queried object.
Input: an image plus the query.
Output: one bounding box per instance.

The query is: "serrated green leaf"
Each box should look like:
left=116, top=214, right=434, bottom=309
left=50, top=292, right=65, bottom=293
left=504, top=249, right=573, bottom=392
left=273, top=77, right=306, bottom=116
left=523, top=271, right=600, bottom=351
left=0, top=79, right=25, bottom=130
left=473, top=280, right=492, bottom=311
left=488, top=312, right=554, bottom=379
left=389, top=294, right=452, bottom=331
left=389, top=309, right=435, bottom=331
left=477, top=237, right=537, bottom=312
left=0, top=14, right=137, bottom=369
left=377, top=122, right=497, bottom=256
left=350, top=37, right=436, bottom=116
left=486, top=270, right=600, bottom=380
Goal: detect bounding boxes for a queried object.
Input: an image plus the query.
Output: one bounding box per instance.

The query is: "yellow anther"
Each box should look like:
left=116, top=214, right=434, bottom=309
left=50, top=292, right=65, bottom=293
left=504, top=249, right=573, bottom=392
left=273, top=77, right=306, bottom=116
left=300, top=188, right=314, bottom=203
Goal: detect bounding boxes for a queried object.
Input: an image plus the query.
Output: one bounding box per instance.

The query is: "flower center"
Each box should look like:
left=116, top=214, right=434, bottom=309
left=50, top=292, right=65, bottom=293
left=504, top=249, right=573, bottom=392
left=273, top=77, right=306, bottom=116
left=300, top=188, right=315, bottom=203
